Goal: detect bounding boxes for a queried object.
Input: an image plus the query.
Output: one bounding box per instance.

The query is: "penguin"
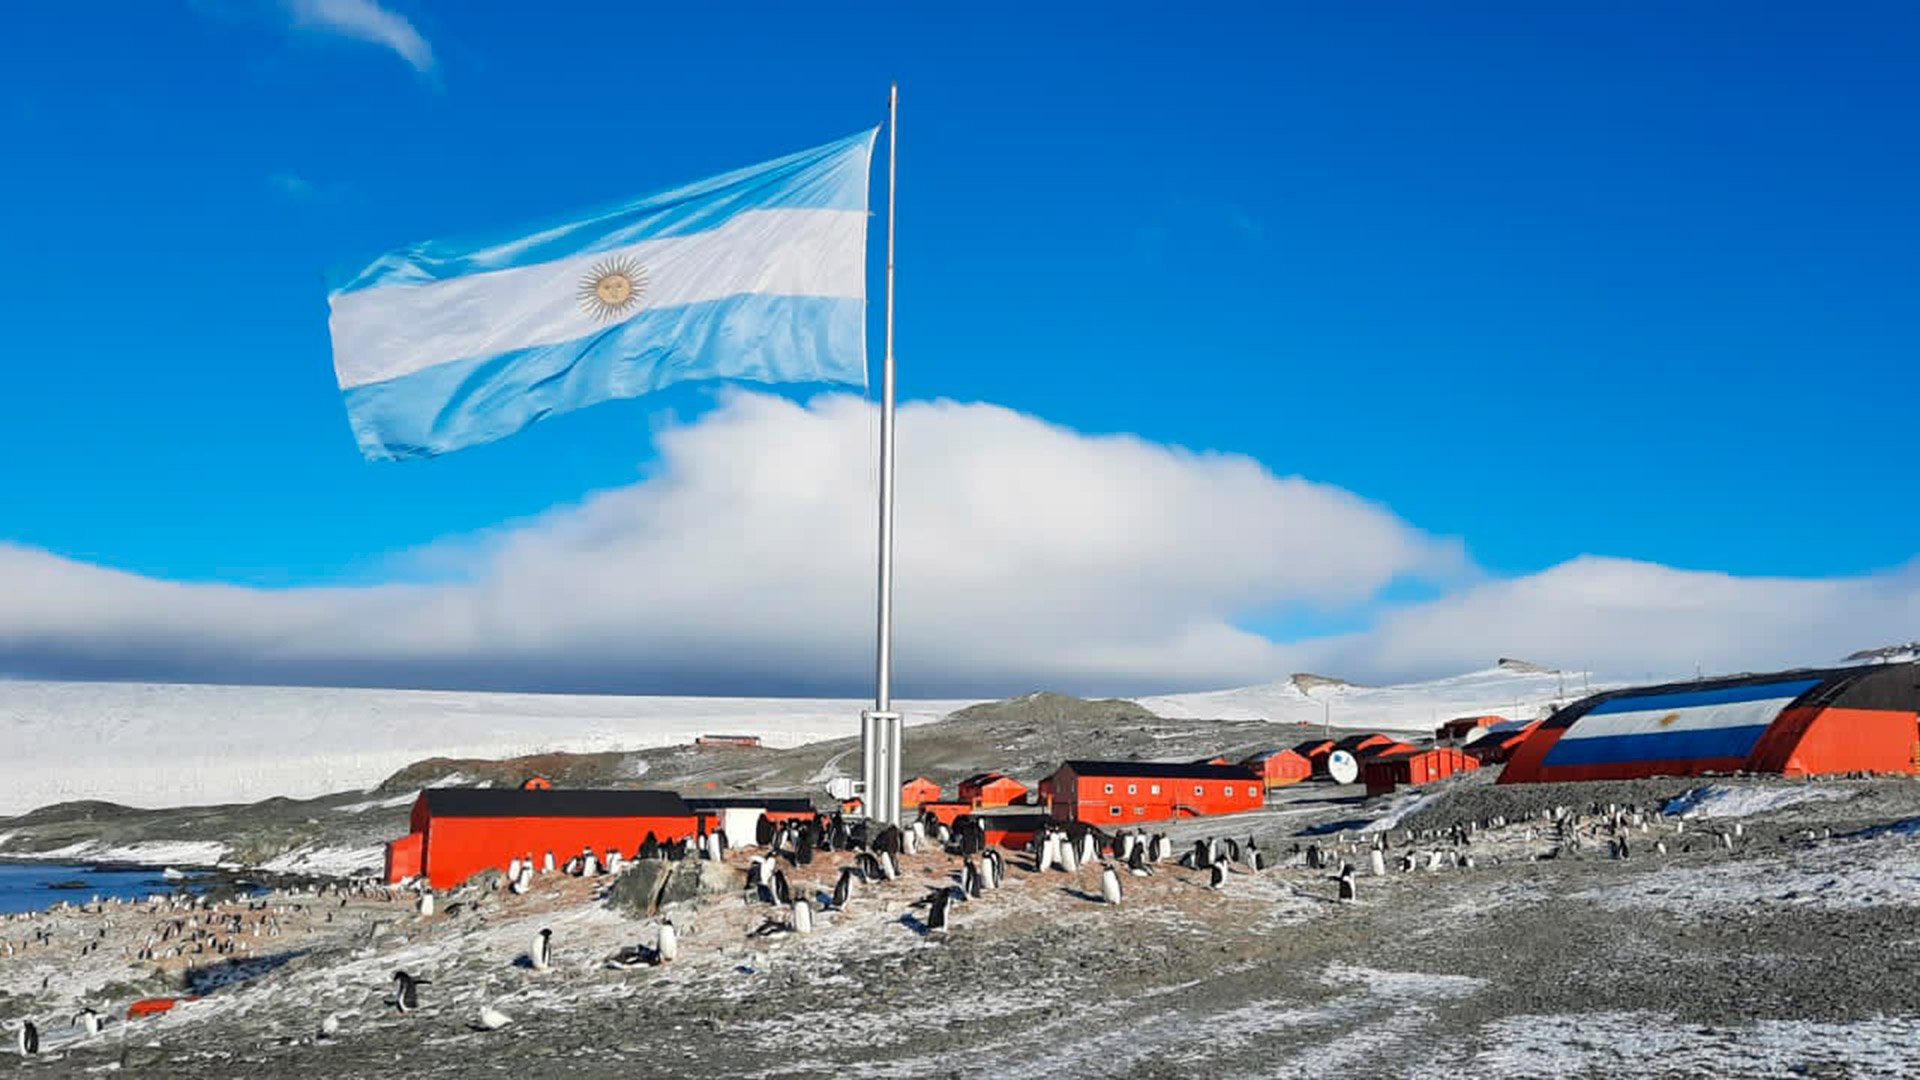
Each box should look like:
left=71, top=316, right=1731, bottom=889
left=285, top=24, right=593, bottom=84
left=511, top=866, right=532, bottom=895
left=605, top=850, right=623, bottom=875
left=318, top=1012, right=340, bottom=1040
left=1059, top=842, right=1080, bottom=875
left=1248, top=848, right=1265, bottom=873
left=771, top=868, right=792, bottom=907
left=1192, top=839, right=1212, bottom=870
left=1152, top=834, right=1172, bottom=863
left=73, top=1008, right=102, bottom=1038
left=855, top=852, right=882, bottom=883
left=756, top=812, right=776, bottom=847
left=656, top=920, right=679, bottom=964
left=830, top=867, right=856, bottom=911
left=530, top=928, right=553, bottom=971
left=1369, top=849, right=1387, bottom=877
left=416, top=891, right=435, bottom=917
left=1208, top=863, right=1227, bottom=889
left=1127, top=841, right=1151, bottom=877
left=1077, top=833, right=1097, bottom=866
left=1336, top=865, right=1357, bottom=903
left=795, top=828, right=816, bottom=866
left=962, top=859, right=982, bottom=899
left=926, top=888, right=951, bottom=933
left=475, top=1005, right=512, bottom=1031
left=17, top=1020, right=37, bottom=1055
left=792, top=899, right=814, bottom=935
left=392, top=970, right=429, bottom=1013
left=507, top=857, right=523, bottom=881
left=715, top=828, right=731, bottom=854
left=1100, top=864, right=1123, bottom=905
left=542, top=850, right=556, bottom=873
left=879, top=851, right=899, bottom=881
left=902, top=829, right=919, bottom=856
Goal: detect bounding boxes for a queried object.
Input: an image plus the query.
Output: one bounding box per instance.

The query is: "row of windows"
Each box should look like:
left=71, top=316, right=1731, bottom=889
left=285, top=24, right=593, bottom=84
left=1100, top=782, right=1244, bottom=798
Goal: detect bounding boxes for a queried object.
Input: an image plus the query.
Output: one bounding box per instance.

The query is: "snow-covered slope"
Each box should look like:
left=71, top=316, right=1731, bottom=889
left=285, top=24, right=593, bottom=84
left=1144, top=665, right=1609, bottom=732
left=0, top=680, right=966, bottom=816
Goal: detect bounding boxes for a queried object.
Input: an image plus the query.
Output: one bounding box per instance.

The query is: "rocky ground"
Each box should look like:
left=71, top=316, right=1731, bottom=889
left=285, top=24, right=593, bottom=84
left=5, top=770, right=1920, bottom=1078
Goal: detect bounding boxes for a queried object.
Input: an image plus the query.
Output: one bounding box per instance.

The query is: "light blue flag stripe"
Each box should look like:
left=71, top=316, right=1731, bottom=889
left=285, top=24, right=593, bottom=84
left=335, top=129, right=879, bottom=294
left=328, top=129, right=876, bottom=461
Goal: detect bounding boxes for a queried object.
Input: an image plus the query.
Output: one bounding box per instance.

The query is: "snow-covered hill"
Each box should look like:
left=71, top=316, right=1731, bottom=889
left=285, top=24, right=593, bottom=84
left=1144, top=664, right=1609, bottom=732
left=0, top=680, right=965, bottom=817
left=0, top=664, right=1613, bottom=817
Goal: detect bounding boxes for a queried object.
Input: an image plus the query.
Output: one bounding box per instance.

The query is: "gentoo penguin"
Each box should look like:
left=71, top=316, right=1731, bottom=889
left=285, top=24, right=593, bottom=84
left=17, top=1020, right=37, bottom=1055
left=392, top=970, right=429, bottom=1013
left=792, top=899, right=814, bottom=935
left=319, top=1012, right=341, bottom=1040
left=475, top=1005, right=512, bottom=1031
left=1208, top=863, right=1227, bottom=889
left=530, top=928, right=553, bottom=971
left=1369, top=849, right=1387, bottom=877
left=879, top=851, right=899, bottom=881
left=1127, top=842, right=1151, bottom=877
left=961, top=860, right=981, bottom=899
left=1100, top=864, right=1123, bottom=905
left=416, top=891, right=435, bottom=917
left=1336, top=865, right=1357, bottom=903
left=73, top=1007, right=102, bottom=1038
left=832, top=867, right=856, bottom=910
left=771, top=868, right=793, bottom=907
left=656, top=920, right=679, bottom=964
left=926, top=888, right=951, bottom=933
left=507, top=857, right=523, bottom=881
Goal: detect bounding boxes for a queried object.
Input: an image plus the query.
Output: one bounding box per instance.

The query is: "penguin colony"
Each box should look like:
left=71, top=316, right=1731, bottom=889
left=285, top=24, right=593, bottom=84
left=0, top=793, right=1786, bottom=1051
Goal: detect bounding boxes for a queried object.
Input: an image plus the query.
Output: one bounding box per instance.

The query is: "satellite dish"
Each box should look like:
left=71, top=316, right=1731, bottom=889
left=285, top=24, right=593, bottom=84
left=1326, top=750, right=1359, bottom=785
left=1462, top=726, right=1490, bottom=746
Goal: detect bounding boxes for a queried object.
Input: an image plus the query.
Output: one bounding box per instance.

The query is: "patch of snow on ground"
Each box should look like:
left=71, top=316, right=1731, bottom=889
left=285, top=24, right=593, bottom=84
left=1663, top=783, right=1856, bottom=819
left=335, top=791, right=421, bottom=813
left=1440, top=1010, right=1920, bottom=1079
left=1582, top=826, right=1920, bottom=911
left=258, top=844, right=384, bottom=877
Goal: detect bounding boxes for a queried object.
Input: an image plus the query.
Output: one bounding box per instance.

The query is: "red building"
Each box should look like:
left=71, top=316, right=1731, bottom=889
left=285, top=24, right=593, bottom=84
left=386, top=788, right=699, bottom=888
left=1435, top=715, right=1505, bottom=742
left=1242, top=748, right=1313, bottom=788
left=901, top=776, right=942, bottom=808
left=1048, top=760, right=1264, bottom=825
left=1293, top=739, right=1335, bottom=774
left=695, top=734, right=763, bottom=748
left=959, top=772, right=1029, bottom=808
left=1362, top=746, right=1481, bottom=797
left=1464, top=719, right=1541, bottom=765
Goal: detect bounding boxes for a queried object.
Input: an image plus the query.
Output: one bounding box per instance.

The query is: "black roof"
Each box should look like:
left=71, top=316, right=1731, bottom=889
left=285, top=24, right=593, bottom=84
left=1060, top=759, right=1259, bottom=781
left=418, top=788, right=693, bottom=819
left=961, top=772, right=1015, bottom=787
left=684, top=796, right=817, bottom=813
left=1292, top=739, right=1333, bottom=755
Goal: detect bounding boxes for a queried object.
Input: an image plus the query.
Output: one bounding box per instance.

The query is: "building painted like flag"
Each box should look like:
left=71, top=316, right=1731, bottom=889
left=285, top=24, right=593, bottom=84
left=1499, top=662, right=1920, bottom=783
left=328, top=128, right=877, bottom=460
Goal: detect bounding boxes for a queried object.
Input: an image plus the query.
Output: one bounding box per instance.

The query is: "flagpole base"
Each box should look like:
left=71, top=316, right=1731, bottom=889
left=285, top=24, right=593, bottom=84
left=860, top=710, right=904, bottom=826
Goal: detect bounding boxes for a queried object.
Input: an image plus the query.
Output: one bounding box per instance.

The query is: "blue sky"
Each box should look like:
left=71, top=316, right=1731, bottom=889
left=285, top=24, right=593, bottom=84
left=0, top=2, right=1915, bottom=695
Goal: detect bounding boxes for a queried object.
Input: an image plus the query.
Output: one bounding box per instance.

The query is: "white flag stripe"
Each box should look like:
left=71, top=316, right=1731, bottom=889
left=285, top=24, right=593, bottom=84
left=1557, top=696, right=1796, bottom=741
left=330, top=207, right=866, bottom=390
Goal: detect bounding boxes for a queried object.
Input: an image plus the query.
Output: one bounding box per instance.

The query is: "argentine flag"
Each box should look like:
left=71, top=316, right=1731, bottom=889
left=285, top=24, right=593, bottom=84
left=328, top=129, right=877, bottom=460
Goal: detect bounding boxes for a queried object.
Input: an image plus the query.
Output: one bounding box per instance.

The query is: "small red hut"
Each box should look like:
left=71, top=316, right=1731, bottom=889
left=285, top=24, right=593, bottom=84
left=1362, top=746, right=1481, bottom=797
left=959, top=772, right=1029, bottom=808
left=1242, top=748, right=1312, bottom=789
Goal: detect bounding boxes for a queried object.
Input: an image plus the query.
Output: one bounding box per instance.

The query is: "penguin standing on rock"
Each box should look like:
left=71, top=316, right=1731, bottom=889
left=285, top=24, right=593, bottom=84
left=530, top=928, right=553, bottom=971
left=392, top=970, right=429, bottom=1013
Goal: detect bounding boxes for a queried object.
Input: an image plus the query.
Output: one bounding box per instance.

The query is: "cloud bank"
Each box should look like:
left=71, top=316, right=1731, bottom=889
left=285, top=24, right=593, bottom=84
left=1, top=393, right=1912, bottom=697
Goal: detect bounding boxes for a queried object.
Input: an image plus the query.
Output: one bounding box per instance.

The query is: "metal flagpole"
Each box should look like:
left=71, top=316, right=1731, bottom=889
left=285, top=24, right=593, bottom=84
left=861, top=83, right=903, bottom=826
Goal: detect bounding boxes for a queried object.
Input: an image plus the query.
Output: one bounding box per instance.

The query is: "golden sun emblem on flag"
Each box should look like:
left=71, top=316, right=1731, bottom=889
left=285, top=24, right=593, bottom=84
left=1657, top=712, right=1682, bottom=727
left=578, top=256, right=648, bottom=321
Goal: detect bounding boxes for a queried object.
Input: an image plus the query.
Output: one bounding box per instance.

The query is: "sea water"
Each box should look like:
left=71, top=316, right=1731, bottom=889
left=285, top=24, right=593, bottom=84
left=0, top=862, right=197, bottom=915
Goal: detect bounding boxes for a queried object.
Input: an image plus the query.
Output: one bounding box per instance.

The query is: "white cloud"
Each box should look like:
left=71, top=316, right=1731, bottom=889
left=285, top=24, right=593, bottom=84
left=0, top=394, right=1458, bottom=696
left=282, top=0, right=434, bottom=75
left=1296, top=555, right=1920, bottom=684
left=2, top=393, right=1911, bottom=698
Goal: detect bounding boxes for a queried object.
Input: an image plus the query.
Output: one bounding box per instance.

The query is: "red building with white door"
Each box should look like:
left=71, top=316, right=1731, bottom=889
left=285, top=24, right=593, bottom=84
left=1047, top=760, right=1264, bottom=825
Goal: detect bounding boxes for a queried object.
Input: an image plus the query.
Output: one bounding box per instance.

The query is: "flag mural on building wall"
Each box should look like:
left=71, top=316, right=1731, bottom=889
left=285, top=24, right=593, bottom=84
left=327, top=128, right=878, bottom=461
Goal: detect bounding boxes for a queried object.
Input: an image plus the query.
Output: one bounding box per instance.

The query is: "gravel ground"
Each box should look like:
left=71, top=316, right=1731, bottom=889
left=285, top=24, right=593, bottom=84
left=6, top=774, right=1920, bottom=1078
